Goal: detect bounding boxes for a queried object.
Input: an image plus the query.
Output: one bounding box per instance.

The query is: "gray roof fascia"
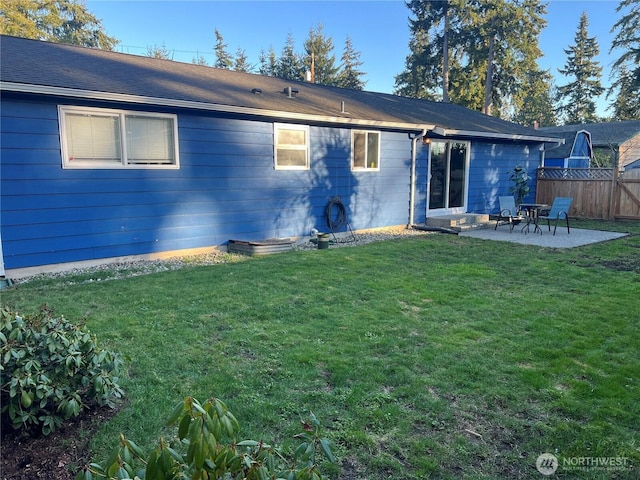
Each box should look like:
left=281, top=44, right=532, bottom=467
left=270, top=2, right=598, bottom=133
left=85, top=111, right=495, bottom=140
left=434, top=127, right=564, bottom=144
left=1, top=81, right=436, bottom=133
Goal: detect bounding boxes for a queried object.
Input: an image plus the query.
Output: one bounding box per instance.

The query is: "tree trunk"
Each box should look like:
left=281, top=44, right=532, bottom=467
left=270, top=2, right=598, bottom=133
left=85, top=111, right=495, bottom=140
left=483, top=33, right=495, bottom=115
left=442, top=3, right=450, bottom=103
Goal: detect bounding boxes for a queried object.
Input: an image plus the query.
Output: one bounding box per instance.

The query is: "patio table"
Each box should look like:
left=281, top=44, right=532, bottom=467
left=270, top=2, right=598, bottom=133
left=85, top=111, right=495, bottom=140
left=519, top=203, right=550, bottom=234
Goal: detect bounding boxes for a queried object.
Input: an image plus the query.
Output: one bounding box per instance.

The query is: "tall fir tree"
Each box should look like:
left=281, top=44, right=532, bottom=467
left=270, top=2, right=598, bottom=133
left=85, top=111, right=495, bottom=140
left=258, top=47, right=278, bottom=76
left=213, top=28, right=233, bottom=70
left=462, top=0, right=548, bottom=117
left=336, top=35, right=366, bottom=90
left=394, top=0, right=460, bottom=100
left=233, top=47, right=253, bottom=73
left=511, top=69, right=557, bottom=126
left=556, top=12, right=605, bottom=124
left=609, top=64, right=640, bottom=120
left=303, top=23, right=339, bottom=85
left=274, top=33, right=304, bottom=81
left=395, top=0, right=549, bottom=121
left=0, top=0, right=117, bottom=49
left=608, top=0, right=640, bottom=120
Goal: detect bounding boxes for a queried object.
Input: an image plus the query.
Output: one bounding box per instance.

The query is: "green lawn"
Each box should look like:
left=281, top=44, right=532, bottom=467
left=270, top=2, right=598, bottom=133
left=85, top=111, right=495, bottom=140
left=3, top=219, right=639, bottom=479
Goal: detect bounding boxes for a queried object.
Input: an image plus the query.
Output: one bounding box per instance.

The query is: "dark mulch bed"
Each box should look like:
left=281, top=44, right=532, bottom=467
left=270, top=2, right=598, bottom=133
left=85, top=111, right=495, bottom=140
left=1, top=406, right=121, bottom=480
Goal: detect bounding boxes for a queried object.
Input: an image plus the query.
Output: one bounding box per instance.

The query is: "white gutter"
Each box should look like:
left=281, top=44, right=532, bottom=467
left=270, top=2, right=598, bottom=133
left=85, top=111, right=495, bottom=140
left=431, top=127, right=564, bottom=144
left=3, top=82, right=568, bottom=143
left=1, top=81, right=432, bottom=133
left=408, top=129, right=428, bottom=226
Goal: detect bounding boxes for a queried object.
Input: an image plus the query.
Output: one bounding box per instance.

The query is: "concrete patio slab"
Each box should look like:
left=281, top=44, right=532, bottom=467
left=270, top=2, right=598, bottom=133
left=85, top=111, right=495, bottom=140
left=459, top=227, right=628, bottom=248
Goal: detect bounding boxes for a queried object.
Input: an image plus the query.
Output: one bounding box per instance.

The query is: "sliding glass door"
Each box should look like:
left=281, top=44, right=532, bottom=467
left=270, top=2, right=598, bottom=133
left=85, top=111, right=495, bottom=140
left=428, top=141, right=469, bottom=214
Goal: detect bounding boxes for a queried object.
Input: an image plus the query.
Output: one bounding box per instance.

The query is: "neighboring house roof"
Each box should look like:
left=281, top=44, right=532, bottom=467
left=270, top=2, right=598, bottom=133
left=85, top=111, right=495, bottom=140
left=540, top=120, right=640, bottom=167
left=540, top=121, right=640, bottom=149
left=0, top=35, right=559, bottom=143
left=540, top=129, right=592, bottom=159
left=539, top=131, right=581, bottom=159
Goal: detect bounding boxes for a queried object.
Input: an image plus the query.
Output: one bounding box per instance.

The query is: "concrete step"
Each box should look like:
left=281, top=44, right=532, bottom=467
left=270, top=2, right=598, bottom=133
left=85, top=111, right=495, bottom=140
left=426, top=213, right=491, bottom=232
left=424, top=214, right=492, bottom=232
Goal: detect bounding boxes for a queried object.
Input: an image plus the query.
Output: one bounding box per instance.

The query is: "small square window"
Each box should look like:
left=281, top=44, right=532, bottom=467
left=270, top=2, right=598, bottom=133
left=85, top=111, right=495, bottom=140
left=274, top=124, right=309, bottom=170
left=352, top=131, right=380, bottom=170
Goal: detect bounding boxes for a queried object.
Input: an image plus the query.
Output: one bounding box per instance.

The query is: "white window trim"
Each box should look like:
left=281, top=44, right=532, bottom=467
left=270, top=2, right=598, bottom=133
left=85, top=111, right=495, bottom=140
left=59, top=105, right=179, bottom=169
left=351, top=130, right=381, bottom=171
left=274, top=123, right=310, bottom=170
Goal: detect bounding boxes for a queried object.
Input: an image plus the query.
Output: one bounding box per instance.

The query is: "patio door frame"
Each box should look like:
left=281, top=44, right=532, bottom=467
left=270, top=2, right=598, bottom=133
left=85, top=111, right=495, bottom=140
left=427, top=140, right=470, bottom=216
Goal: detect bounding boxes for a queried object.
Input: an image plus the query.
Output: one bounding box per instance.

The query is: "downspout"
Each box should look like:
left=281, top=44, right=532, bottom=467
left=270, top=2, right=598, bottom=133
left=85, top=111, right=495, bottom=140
left=408, top=129, right=428, bottom=227
left=541, top=137, right=566, bottom=165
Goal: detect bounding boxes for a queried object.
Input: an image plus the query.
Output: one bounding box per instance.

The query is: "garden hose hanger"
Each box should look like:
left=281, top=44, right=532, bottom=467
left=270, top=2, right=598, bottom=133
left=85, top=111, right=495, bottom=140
left=324, top=197, right=356, bottom=243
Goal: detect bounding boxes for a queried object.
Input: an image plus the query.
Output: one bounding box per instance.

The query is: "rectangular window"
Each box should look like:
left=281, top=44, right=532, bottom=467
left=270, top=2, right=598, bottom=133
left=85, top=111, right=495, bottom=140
left=59, top=106, right=179, bottom=169
left=352, top=130, right=380, bottom=170
left=274, top=123, right=309, bottom=170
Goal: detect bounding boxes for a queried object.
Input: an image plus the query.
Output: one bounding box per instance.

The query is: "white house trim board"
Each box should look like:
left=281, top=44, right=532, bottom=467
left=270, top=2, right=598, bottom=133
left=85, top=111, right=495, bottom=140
left=0, top=81, right=436, bottom=134
left=2, top=81, right=562, bottom=143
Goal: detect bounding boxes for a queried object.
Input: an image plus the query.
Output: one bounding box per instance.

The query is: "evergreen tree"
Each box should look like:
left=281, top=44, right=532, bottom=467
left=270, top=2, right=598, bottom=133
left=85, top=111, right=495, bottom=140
left=258, top=47, right=278, bottom=76
left=609, top=63, right=640, bottom=120
left=192, top=52, right=208, bottom=66
left=394, top=0, right=460, bottom=100
left=464, top=0, right=548, bottom=117
left=303, top=23, right=339, bottom=85
left=556, top=12, right=605, bottom=124
left=395, top=0, right=548, bottom=119
left=511, top=69, right=557, bottom=126
left=274, top=32, right=304, bottom=80
left=336, top=35, right=366, bottom=90
left=233, top=47, right=253, bottom=72
left=0, top=0, right=117, bottom=49
left=146, top=43, right=172, bottom=60
left=608, top=0, right=640, bottom=120
left=213, top=28, right=233, bottom=69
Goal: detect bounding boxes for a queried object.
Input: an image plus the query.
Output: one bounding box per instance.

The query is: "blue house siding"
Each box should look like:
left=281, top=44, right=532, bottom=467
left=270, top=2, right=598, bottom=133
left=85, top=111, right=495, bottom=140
left=466, top=141, right=541, bottom=215
left=1, top=95, right=415, bottom=270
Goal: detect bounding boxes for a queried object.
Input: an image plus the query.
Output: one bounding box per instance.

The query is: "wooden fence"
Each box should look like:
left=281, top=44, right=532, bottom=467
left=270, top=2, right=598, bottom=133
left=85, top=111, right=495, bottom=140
left=536, top=168, right=640, bottom=220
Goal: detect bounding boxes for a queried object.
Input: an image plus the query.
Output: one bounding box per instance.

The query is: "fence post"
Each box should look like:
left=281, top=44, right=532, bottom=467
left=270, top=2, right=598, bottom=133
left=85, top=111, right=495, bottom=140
left=608, top=149, right=619, bottom=220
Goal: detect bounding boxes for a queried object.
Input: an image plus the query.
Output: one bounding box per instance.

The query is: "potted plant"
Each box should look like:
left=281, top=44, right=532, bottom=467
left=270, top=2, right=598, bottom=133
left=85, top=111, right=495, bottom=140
left=508, top=166, right=530, bottom=206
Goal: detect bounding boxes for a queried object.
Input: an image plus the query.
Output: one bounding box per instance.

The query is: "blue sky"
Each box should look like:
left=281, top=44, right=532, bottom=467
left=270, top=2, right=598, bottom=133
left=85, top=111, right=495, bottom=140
left=87, top=0, right=623, bottom=117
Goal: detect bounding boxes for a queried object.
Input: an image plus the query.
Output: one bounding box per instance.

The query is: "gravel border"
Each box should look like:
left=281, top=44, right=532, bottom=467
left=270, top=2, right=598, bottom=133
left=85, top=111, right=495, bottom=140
left=9, top=227, right=434, bottom=286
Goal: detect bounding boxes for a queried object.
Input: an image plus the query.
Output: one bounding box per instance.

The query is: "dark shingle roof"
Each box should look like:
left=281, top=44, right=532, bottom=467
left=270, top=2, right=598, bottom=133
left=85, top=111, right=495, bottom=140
left=540, top=121, right=640, bottom=148
left=540, top=131, right=580, bottom=158
left=1, top=35, right=558, bottom=141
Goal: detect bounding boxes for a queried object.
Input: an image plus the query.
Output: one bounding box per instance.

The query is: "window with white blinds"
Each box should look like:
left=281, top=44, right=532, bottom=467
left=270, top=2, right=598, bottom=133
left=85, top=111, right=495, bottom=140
left=59, top=106, right=179, bottom=169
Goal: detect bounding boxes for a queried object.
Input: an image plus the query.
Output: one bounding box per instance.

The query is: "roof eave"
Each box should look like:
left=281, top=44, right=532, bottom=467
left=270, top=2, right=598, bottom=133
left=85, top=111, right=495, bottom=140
left=434, top=127, right=564, bottom=144
left=0, top=82, right=435, bottom=133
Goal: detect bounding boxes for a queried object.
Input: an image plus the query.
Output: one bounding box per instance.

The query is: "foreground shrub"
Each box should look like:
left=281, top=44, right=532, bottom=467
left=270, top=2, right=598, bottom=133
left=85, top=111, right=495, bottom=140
left=78, top=396, right=336, bottom=480
left=0, top=306, right=124, bottom=435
